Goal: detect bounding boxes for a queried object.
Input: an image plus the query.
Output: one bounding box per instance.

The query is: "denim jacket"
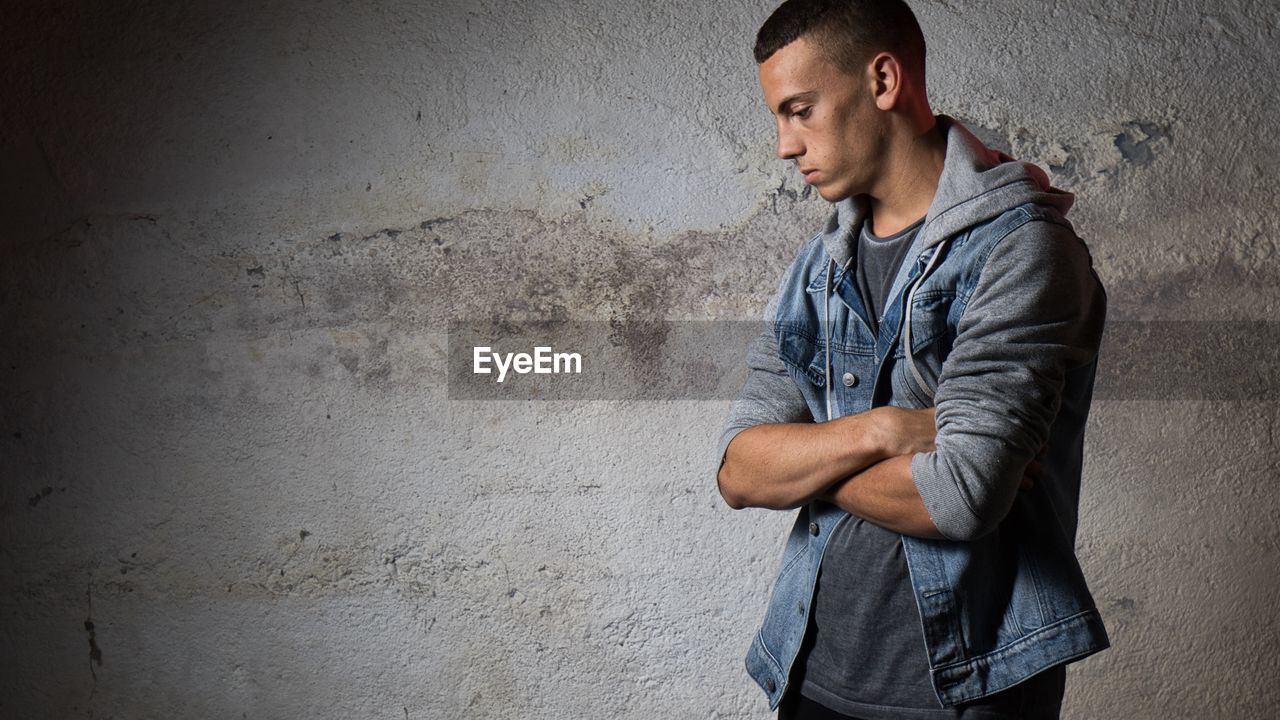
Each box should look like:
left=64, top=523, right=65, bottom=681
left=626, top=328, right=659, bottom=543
left=718, top=116, right=1110, bottom=710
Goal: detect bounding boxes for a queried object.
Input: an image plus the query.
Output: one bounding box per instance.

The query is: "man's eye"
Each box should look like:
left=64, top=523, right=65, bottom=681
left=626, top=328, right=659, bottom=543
left=792, top=107, right=812, bottom=119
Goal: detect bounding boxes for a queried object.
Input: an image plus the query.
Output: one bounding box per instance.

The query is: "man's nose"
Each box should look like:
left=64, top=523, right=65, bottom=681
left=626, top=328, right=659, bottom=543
left=776, top=123, right=802, bottom=160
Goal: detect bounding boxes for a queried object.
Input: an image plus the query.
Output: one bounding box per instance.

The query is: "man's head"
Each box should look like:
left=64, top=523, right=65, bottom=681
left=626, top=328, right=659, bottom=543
left=755, top=0, right=931, bottom=202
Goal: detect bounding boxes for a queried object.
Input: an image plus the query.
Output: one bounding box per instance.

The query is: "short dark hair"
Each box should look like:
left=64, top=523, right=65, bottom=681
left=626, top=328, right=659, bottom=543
left=754, top=0, right=926, bottom=82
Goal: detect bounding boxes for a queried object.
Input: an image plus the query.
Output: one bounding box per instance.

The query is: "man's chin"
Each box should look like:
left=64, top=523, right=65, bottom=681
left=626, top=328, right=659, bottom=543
left=815, top=185, right=853, bottom=203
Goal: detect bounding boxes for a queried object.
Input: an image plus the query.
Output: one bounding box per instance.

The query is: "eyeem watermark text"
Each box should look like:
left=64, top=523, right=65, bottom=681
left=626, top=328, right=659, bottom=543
left=473, top=346, right=583, bottom=383
left=448, top=320, right=1249, bottom=401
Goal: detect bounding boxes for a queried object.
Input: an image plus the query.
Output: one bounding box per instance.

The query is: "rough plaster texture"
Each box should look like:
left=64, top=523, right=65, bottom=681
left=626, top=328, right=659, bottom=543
left=2, top=0, right=1278, bottom=718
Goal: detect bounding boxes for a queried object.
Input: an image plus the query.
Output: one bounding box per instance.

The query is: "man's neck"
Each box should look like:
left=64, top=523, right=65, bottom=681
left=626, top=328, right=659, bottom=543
left=865, top=118, right=947, bottom=237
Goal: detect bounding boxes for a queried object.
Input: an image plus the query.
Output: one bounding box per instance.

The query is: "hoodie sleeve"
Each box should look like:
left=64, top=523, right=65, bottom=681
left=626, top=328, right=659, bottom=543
left=910, top=218, right=1107, bottom=541
left=714, top=289, right=814, bottom=483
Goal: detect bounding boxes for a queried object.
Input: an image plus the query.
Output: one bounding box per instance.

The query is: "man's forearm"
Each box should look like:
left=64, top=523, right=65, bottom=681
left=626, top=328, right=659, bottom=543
left=717, top=413, right=885, bottom=510
left=819, top=455, right=946, bottom=539
left=717, top=408, right=901, bottom=511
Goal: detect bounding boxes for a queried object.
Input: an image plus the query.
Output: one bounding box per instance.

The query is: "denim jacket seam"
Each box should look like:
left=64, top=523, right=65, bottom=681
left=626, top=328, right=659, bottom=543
left=931, top=607, right=1101, bottom=675
left=755, top=627, right=784, bottom=671
left=776, top=542, right=808, bottom=579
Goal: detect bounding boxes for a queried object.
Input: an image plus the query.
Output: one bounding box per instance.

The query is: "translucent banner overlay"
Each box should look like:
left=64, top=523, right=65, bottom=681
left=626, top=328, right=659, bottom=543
left=446, top=320, right=1278, bottom=401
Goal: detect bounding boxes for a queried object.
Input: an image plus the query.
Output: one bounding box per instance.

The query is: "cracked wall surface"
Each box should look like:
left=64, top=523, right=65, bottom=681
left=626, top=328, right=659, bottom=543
left=2, top=1, right=1278, bottom=718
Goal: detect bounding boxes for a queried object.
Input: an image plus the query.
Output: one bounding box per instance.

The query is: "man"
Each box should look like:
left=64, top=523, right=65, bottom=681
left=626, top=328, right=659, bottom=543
left=714, top=1, right=1111, bottom=718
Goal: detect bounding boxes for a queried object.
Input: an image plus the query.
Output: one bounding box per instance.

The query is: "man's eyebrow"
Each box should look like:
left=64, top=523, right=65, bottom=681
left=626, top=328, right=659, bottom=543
left=772, top=91, right=818, bottom=113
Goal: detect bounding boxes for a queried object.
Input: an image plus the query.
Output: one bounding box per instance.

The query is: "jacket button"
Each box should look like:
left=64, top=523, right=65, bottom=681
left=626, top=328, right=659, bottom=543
left=765, top=678, right=777, bottom=693
left=842, top=372, right=858, bottom=387
left=797, top=601, right=805, bottom=613
left=808, top=522, right=819, bottom=536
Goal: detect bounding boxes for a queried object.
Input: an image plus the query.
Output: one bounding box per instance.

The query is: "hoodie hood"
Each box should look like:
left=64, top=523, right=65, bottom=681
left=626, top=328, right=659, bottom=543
left=820, top=114, right=1074, bottom=270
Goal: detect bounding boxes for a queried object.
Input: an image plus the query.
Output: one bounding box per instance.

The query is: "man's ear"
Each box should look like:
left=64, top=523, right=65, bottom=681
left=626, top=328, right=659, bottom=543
left=869, top=51, right=904, bottom=111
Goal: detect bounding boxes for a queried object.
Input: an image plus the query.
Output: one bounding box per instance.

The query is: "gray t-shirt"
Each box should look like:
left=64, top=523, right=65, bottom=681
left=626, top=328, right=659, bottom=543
left=794, top=215, right=1066, bottom=718
left=854, top=214, right=922, bottom=336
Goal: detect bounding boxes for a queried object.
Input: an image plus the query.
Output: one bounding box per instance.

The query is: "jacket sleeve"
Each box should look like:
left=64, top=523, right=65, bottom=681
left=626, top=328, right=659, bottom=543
left=714, top=288, right=814, bottom=483
left=910, top=219, right=1107, bottom=541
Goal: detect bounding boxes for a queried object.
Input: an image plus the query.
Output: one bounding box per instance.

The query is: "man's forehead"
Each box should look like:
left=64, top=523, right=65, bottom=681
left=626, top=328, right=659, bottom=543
left=758, top=37, right=841, bottom=109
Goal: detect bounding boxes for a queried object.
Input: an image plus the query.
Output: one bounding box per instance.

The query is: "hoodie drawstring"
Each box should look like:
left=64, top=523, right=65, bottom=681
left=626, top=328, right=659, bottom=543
left=824, top=258, right=834, bottom=421
left=824, top=255, right=852, bottom=422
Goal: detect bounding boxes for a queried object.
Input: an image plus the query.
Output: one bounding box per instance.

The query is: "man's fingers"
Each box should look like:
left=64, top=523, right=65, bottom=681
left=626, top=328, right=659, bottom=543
left=884, top=406, right=940, bottom=456
left=1020, top=458, right=1045, bottom=490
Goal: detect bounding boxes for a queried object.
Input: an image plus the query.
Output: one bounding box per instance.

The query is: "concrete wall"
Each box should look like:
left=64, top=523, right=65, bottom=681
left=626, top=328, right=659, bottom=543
left=3, top=0, right=1277, bottom=717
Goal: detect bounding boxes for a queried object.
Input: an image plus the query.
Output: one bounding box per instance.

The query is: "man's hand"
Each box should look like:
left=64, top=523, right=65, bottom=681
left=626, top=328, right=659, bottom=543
left=1019, top=445, right=1049, bottom=490
left=718, top=404, right=1040, bottom=515
left=817, top=413, right=1046, bottom=539
left=873, top=406, right=937, bottom=457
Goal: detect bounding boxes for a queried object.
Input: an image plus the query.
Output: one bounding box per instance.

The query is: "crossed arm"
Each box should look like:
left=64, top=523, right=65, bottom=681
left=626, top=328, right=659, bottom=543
left=715, top=407, right=949, bottom=539
left=716, top=407, right=1041, bottom=540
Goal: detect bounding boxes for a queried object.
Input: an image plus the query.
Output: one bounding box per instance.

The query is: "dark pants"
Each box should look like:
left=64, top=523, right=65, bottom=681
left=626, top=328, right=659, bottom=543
left=777, top=687, right=1063, bottom=720
left=777, top=691, right=866, bottom=720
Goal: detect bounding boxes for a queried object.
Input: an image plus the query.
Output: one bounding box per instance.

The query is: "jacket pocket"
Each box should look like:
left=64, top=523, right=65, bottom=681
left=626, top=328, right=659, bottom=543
left=903, top=290, right=956, bottom=357
left=776, top=323, right=827, bottom=389
left=892, top=290, right=956, bottom=404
